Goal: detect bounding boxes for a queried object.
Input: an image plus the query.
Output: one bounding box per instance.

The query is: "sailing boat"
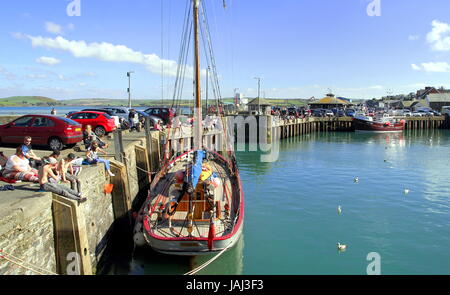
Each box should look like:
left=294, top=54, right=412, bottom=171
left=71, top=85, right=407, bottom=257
left=133, top=0, right=244, bottom=255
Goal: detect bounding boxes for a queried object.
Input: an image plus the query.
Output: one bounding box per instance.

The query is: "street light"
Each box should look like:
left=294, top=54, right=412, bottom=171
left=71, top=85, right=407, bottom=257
left=127, top=71, right=134, bottom=108
left=254, top=77, right=262, bottom=115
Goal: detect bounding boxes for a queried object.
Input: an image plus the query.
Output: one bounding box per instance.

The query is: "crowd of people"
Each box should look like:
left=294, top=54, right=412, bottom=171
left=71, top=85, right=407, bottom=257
left=0, top=131, right=115, bottom=202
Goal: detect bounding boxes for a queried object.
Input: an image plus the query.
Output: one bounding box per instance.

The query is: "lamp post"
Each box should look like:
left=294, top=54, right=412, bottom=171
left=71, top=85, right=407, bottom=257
left=254, top=77, right=261, bottom=114
left=127, top=71, right=134, bottom=108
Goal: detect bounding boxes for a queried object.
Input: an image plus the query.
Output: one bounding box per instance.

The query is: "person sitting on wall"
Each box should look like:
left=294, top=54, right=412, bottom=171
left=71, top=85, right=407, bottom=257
left=83, top=125, right=108, bottom=150
left=21, top=136, right=42, bottom=168
left=39, top=157, right=87, bottom=204
left=47, top=150, right=61, bottom=180
left=1, top=147, right=39, bottom=183
left=58, top=153, right=82, bottom=194
left=84, top=142, right=115, bottom=177
left=0, top=151, right=7, bottom=171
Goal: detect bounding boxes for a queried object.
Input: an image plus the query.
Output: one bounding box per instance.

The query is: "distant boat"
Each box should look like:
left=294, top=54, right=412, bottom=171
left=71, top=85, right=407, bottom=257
left=353, top=114, right=405, bottom=133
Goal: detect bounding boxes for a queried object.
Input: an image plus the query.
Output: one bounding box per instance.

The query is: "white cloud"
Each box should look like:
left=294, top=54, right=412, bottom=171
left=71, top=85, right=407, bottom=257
left=426, top=20, right=450, bottom=51
left=411, top=64, right=421, bottom=71
left=24, top=35, right=191, bottom=78
left=45, top=22, right=63, bottom=35
left=411, top=62, right=450, bottom=73
left=36, top=56, right=61, bottom=66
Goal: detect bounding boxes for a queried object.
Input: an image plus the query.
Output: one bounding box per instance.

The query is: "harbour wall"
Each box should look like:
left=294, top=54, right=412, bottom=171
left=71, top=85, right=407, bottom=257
left=0, top=130, right=155, bottom=275
left=228, top=115, right=449, bottom=143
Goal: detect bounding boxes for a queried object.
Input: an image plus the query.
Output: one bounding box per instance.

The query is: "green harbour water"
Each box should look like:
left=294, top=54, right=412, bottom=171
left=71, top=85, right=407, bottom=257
left=105, top=129, right=450, bottom=275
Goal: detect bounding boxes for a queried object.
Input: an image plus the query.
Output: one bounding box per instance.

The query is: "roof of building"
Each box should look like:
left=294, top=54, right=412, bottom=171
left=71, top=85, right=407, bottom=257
left=247, top=97, right=271, bottom=106
left=427, top=93, right=450, bottom=102
left=309, top=94, right=349, bottom=105
left=410, top=100, right=429, bottom=108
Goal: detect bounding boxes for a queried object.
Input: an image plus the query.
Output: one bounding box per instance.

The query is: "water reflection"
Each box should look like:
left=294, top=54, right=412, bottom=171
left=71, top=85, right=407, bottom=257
left=123, top=234, right=245, bottom=275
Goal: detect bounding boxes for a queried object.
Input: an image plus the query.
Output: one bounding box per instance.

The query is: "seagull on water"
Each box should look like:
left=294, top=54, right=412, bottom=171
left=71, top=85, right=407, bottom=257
left=337, top=243, right=347, bottom=251
left=354, top=177, right=359, bottom=183
left=337, top=205, right=342, bottom=215
left=404, top=189, right=410, bottom=195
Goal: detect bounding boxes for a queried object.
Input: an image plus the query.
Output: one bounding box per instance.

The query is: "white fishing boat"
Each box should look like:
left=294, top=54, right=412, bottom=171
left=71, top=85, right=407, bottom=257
left=133, top=0, right=244, bottom=256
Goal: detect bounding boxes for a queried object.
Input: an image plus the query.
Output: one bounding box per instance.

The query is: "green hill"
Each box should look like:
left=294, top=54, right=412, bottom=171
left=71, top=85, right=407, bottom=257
left=0, top=96, right=317, bottom=107
left=0, top=96, right=60, bottom=106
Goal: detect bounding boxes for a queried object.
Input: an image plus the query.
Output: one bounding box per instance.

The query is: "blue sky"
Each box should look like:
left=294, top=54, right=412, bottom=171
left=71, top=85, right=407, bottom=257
left=1, top=0, right=450, bottom=100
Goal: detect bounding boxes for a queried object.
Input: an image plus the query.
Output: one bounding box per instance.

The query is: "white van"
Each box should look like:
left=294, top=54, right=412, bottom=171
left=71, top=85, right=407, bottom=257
left=442, top=106, right=450, bottom=116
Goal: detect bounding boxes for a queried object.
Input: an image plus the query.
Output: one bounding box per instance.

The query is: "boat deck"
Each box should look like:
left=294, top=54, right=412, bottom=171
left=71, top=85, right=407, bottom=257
left=147, top=152, right=237, bottom=239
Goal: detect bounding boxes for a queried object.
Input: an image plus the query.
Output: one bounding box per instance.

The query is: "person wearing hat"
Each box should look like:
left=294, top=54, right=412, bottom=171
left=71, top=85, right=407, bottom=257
left=58, top=153, right=82, bottom=193
left=39, top=157, right=86, bottom=204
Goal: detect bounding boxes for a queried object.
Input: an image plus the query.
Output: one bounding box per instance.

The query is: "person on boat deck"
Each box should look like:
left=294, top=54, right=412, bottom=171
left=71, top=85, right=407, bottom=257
left=84, top=142, right=115, bottom=177
left=58, top=153, right=82, bottom=193
left=39, top=157, right=86, bottom=203
left=21, top=136, right=42, bottom=167
left=1, top=147, right=39, bottom=183
left=83, top=125, right=108, bottom=150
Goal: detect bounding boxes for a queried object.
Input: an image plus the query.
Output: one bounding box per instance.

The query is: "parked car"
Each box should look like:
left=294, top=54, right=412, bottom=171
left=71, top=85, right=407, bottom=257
left=82, top=108, right=121, bottom=128
left=402, top=109, right=412, bottom=117
left=0, top=115, right=83, bottom=150
left=135, top=110, right=163, bottom=125
left=102, top=107, right=130, bottom=121
left=412, top=112, right=423, bottom=117
left=441, top=106, right=450, bottom=116
left=66, top=111, right=78, bottom=117
left=417, top=110, right=433, bottom=117
left=287, top=107, right=299, bottom=117
left=345, top=109, right=356, bottom=117
left=312, top=109, right=324, bottom=117
left=324, top=109, right=334, bottom=117
left=144, top=107, right=175, bottom=124
left=336, top=109, right=346, bottom=117
left=430, top=110, right=441, bottom=116
left=67, top=111, right=116, bottom=137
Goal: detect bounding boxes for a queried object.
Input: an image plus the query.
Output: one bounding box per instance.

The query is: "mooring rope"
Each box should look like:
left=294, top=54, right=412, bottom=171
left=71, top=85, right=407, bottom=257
left=0, top=250, right=58, bottom=275
left=184, top=241, right=233, bottom=276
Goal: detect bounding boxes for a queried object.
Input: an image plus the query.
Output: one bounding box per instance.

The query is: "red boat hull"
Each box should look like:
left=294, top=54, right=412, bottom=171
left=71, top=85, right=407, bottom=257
left=353, top=118, right=405, bottom=132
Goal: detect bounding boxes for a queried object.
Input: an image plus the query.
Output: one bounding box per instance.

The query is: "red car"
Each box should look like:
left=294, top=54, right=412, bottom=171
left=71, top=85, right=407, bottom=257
left=0, top=115, right=83, bottom=150
left=67, top=111, right=116, bottom=137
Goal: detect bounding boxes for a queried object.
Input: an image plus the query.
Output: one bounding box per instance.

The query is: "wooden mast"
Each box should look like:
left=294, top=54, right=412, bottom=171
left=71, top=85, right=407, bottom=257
left=193, top=0, right=203, bottom=150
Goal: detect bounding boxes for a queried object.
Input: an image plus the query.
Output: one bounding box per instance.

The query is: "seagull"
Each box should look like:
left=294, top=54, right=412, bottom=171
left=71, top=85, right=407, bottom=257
left=337, top=243, right=347, bottom=251
left=354, top=177, right=359, bottom=183
left=404, top=189, right=410, bottom=195
left=337, top=205, right=342, bottom=215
